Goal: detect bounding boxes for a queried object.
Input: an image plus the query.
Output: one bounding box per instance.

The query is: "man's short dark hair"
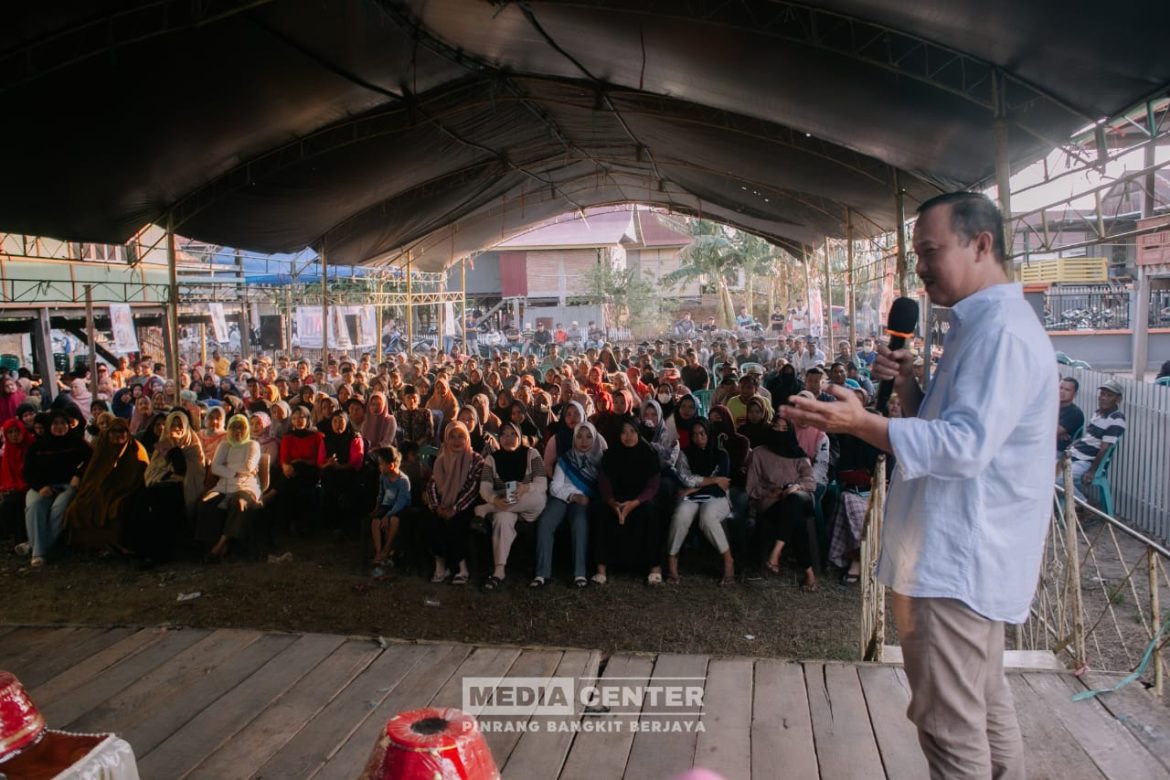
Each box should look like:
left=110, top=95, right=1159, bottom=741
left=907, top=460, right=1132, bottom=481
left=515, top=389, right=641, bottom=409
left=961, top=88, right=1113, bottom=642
left=806, top=367, right=825, bottom=377
left=1061, top=377, right=1080, bottom=392
left=917, top=191, right=1007, bottom=268
left=402, top=384, right=417, bottom=395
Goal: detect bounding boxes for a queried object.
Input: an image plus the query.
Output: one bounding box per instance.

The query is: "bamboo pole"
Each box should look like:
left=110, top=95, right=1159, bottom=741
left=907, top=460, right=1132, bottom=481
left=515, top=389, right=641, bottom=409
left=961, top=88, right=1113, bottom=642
left=165, top=213, right=181, bottom=407
left=822, top=239, right=833, bottom=348
left=406, top=259, right=413, bottom=356
left=199, top=323, right=207, bottom=368
left=1063, top=456, right=1086, bottom=670
left=84, top=284, right=98, bottom=399
left=321, top=244, right=330, bottom=363
left=894, top=171, right=909, bottom=297
left=1151, top=552, right=1163, bottom=697
left=846, top=209, right=856, bottom=355
left=461, top=258, right=468, bottom=354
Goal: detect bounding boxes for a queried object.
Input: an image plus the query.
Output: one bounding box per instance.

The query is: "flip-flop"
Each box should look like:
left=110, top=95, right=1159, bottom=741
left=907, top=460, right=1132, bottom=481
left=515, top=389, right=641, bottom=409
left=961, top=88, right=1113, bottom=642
left=452, top=572, right=469, bottom=586
left=529, top=576, right=547, bottom=589
left=483, top=575, right=504, bottom=591
left=430, top=569, right=451, bottom=583
left=574, top=577, right=589, bottom=589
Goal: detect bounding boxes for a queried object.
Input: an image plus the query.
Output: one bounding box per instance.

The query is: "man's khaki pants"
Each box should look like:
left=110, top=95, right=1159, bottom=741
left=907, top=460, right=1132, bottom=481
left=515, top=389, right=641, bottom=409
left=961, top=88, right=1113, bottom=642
left=891, top=592, right=1026, bottom=780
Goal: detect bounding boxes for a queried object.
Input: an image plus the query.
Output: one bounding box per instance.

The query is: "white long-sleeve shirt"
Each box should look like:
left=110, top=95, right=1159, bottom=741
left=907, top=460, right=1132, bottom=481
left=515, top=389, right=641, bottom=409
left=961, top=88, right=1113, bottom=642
left=209, top=440, right=262, bottom=500
left=880, top=284, right=1057, bottom=623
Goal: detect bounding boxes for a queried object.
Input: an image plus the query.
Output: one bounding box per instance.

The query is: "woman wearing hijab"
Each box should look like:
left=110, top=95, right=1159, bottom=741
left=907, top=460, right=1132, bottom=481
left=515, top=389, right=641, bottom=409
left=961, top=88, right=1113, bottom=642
left=531, top=421, right=606, bottom=589
left=200, top=406, right=227, bottom=462
left=476, top=422, right=546, bottom=590
left=542, top=400, right=585, bottom=478
left=665, top=393, right=704, bottom=451
left=593, top=417, right=665, bottom=586
left=197, top=373, right=221, bottom=402
left=321, top=410, right=365, bottom=525
left=507, top=400, right=541, bottom=449
left=766, top=362, right=803, bottom=406
left=0, top=418, right=33, bottom=547
left=65, top=417, right=148, bottom=553
left=456, top=406, right=497, bottom=456
left=129, top=395, right=154, bottom=434
left=137, top=411, right=205, bottom=565
left=425, top=376, right=459, bottom=436
left=593, top=388, right=631, bottom=449
left=197, top=414, right=262, bottom=559
left=459, top=368, right=494, bottom=405
left=19, top=409, right=91, bottom=567
left=493, top=387, right=515, bottom=424
left=136, top=412, right=168, bottom=458
left=737, top=397, right=773, bottom=449
left=0, top=375, right=26, bottom=425
left=425, top=421, right=484, bottom=586
left=110, top=388, right=135, bottom=420
left=792, top=391, right=831, bottom=490
left=362, top=391, right=398, bottom=449
left=276, top=405, right=325, bottom=534
left=667, top=419, right=735, bottom=585
left=270, top=400, right=292, bottom=441
left=470, top=394, right=501, bottom=436
left=746, top=416, right=819, bottom=592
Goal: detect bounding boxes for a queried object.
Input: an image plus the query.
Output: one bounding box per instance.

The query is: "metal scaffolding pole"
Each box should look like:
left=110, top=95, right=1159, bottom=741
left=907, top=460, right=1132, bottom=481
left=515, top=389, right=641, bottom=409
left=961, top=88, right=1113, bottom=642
left=992, top=69, right=1014, bottom=281
left=321, top=245, right=330, bottom=363
left=894, top=171, right=909, bottom=296
left=461, top=258, right=468, bottom=354
left=1134, top=99, right=1157, bottom=380
left=374, top=277, right=384, bottom=362
left=166, top=212, right=181, bottom=406
left=84, top=284, right=97, bottom=397
left=406, top=259, right=413, bottom=356
left=823, top=239, right=834, bottom=348
left=846, top=209, right=856, bottom=352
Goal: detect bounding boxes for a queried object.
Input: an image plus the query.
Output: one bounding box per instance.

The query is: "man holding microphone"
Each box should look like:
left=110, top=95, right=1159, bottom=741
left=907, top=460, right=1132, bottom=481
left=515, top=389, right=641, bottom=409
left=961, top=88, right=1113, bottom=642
left=782, top=191, right=1057, bottom=779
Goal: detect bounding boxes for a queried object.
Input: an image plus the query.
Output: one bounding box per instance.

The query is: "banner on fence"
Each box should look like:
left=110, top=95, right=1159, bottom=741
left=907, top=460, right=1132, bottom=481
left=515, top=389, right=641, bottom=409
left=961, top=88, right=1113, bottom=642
left=108, top=304, right=139, bottom=354
left=208, top=303, right=229, bottom=344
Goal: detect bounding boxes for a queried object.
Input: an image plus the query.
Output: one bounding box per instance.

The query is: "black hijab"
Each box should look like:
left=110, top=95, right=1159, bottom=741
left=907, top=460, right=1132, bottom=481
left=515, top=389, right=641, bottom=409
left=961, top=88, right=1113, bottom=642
left=682, top=419, right=722, bottom=477
left=492, top=423, right=531, bottom=483
left=764, top=420, right=807, bottom=459
left=600, top=417, right=659, bottom=501
left=323, top=412, right=357, bottom=463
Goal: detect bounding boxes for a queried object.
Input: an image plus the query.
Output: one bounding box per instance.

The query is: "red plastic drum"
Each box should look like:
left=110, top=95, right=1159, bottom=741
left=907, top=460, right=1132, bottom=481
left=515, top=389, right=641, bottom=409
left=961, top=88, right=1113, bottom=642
left=0, top=672, right=46, bottom=763
left=359, top=707, right=499, bottom=780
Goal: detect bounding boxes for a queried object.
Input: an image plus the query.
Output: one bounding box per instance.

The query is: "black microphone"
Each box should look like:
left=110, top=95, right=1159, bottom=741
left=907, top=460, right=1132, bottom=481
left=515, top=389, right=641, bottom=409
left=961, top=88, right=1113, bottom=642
left=875, top=297, right=919, bottom=416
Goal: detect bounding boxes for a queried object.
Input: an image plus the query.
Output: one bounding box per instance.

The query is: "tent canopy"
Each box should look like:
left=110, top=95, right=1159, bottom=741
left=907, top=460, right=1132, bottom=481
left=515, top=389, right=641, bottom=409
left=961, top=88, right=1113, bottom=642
left=1, top=0, right=1168, bottom=271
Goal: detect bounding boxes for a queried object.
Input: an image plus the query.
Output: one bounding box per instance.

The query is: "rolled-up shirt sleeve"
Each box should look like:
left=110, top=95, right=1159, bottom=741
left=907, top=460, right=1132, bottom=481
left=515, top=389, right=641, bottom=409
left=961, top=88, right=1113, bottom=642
left=888, top=331, right=1031, bottom=481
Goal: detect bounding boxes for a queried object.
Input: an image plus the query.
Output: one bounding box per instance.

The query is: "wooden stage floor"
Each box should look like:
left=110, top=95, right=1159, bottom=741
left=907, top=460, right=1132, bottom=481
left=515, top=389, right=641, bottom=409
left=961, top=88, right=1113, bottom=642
left=1, top=625, right=1167, bottom=779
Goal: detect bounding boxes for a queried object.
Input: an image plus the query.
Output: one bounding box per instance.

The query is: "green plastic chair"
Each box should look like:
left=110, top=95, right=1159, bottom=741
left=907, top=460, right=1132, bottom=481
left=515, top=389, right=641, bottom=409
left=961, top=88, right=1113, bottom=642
left=1055, top=351, right=1071, bottom=365
left=1069, top=359, right=1092, bottom=369
left=1091, top=437, right=1122, bottom=517
left=418, top=444, right=439, bottom=467
left=1155, top=376, right=1170, bottom=388
left=693, top=389, right=713, bottom=417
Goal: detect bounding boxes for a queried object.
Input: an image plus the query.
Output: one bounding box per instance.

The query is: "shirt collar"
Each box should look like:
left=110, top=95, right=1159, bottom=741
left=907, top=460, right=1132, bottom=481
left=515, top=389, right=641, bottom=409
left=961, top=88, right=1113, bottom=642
left=950, top=283, right=1022, bottom=326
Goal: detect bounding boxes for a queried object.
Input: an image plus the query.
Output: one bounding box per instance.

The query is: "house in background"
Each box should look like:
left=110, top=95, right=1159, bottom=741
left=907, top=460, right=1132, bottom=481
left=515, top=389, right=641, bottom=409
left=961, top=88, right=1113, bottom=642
left=449, top=205, right=695, bottom=329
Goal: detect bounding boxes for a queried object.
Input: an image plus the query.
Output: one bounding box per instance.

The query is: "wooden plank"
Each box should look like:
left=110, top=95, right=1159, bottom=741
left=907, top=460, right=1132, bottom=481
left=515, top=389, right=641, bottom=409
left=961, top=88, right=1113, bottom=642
left=312, top=642, right=474, bottom=780
left=0, top=627, right=83, bottom=670
left=560, top=654, right=655, bottom=780
left=39, top=627, right=209, bottom=726
left=136, top=633, right=343, bottom=778
left=805, top=663, right=884, bottom=780
left=693, top=658, right=753, bottom=780
left=1009, top=676, right=1105, bottom=780
left=478, top=648, right=565, bottom=767
left=31, top=628, right=165, bottom=707
left=10, top=627, right=137, bottom=690
left=252, top=643, right=432, bottom=779
left=1023, top=672, right=1166, bottom=779
left=1079, top=673, right=1170, bottom=774
left=428, top=645, right=524, bottom=711
left=66, top=629, right=264, bottom=736
left=623, top=654, right=708, bottom=780
left=189, top=639, right=380, bottom=780
left=501, top=649, right=602, bottom=780
left=856, top=666, right=930, bottom=779
left=750, top=660, right=817, bottom=780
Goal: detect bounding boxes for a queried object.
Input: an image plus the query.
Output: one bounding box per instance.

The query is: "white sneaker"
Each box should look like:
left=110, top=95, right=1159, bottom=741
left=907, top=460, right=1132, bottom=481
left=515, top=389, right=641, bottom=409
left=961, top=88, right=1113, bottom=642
left=13, top=543, right=30, bottom=556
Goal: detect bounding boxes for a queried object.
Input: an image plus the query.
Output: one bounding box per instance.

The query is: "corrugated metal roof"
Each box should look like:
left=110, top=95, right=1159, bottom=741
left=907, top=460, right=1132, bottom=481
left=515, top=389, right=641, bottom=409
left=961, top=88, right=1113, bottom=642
left=495, top=210, right=635, bottom=249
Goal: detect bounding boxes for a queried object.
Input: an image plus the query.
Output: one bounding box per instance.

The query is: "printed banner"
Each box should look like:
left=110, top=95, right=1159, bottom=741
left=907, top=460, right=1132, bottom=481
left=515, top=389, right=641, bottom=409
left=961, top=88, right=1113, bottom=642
left=108, top=304, right=140, bottom=354
left=208, top=303, right=229, bottom=343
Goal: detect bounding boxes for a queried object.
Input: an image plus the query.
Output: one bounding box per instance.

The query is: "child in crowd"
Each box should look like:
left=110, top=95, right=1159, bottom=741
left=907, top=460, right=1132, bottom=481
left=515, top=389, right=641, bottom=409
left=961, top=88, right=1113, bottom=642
left=370, top=445, right=411, bottom=566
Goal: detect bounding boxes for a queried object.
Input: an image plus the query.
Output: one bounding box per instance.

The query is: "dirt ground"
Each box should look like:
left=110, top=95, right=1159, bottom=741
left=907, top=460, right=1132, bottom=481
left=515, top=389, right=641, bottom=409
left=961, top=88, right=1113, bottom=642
left=1, top=534, right=861, bottom=661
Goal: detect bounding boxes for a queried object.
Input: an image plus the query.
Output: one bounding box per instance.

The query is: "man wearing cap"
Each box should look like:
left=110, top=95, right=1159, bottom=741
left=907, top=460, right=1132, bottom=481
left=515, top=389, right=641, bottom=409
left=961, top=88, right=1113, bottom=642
left=1066, top=379, right=1125, bottom=500
left=782, top=192, right=1057, bottom=779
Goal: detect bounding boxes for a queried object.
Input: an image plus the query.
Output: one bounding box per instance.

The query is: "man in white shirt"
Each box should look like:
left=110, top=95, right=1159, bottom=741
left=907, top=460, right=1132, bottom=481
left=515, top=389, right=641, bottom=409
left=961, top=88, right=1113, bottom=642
left=783, top=192, right=1055, bottom=780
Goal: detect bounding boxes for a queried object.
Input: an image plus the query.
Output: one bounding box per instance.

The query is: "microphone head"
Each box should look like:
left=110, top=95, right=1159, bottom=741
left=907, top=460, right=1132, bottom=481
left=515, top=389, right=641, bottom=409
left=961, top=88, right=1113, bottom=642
left=886, top=297, right=919, bottom=337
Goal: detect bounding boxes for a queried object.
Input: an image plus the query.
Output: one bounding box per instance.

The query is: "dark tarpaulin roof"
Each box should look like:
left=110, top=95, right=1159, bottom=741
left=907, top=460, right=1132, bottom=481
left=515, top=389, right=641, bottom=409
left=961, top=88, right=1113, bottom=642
left=0, top=0, right=1168, bottom=271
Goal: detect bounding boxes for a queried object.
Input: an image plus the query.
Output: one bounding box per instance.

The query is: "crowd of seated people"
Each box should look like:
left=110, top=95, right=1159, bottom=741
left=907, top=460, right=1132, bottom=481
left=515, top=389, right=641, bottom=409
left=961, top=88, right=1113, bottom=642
left=1, top=333, right=910, bottom=590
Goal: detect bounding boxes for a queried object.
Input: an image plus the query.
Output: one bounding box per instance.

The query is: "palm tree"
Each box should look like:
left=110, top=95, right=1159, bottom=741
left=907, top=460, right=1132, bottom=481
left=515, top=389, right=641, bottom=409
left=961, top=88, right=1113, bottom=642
left=662, top=221, right=741, bottom=328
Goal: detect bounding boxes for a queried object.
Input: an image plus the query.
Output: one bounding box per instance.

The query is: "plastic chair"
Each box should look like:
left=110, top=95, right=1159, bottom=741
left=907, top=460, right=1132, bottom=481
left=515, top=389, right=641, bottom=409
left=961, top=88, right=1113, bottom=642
left=1155, top=376, right=1170, bottom=388
left=693, top=389, right=713, bottom=417
left=1091, top=437, right=1122, bottom=517
left=1069, top=359, right=1092, bottom=369
left=418, top=444, right=439, bottom=467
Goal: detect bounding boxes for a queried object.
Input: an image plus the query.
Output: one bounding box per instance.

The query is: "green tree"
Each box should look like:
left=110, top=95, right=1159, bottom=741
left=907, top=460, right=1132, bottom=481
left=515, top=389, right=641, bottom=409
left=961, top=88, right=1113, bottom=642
left=582, top=260, right=663, bottom=334
left=661, top=221, right=740, bottom=327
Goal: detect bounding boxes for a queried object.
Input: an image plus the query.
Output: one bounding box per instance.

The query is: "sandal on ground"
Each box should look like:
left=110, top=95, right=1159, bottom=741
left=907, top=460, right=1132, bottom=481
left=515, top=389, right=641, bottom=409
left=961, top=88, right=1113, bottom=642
left=483, top=575, right=504, bottom=591
left=13, top=542, right=30, bottom=556
left=719, top=575, right=736, bottom=587
left=430, top=569, right=451, bottom=584
left=764, top=561, right=781, bottom=576
left=647, top=572, right=663, bottom=587
left=667, top=574, right=682, bottom=585
left=841, top=572, right=860, bottom=585
left=801, top=578, right=820, bottom=593
left=529, top=576, right=547, bottom=589
left=29, top=557, right=44, bottom=569
left=574, top=577, right=589, bottom=589
left=590, top=573, right=607, bottom=586
left=451, top=572, right=469, bottom=586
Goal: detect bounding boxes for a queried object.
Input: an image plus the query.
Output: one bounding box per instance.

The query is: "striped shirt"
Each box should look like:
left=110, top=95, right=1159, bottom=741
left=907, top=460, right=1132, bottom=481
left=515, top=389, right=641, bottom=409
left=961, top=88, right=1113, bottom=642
left=1070, top=409, right=1126, bottom=462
